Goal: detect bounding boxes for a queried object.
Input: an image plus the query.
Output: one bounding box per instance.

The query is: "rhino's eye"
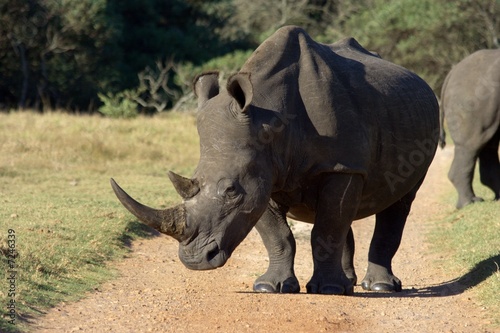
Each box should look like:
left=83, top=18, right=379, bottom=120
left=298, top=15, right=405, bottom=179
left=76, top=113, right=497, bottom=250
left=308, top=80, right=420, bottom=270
left=225, top=185, right=237, bottom=196
left=217, top=179, right=239, bottom=198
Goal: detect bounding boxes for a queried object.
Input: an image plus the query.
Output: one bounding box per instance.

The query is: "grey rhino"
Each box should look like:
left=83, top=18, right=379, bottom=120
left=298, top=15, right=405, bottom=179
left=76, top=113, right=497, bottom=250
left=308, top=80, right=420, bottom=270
left=111, top=26, right=439, bottom=295
left=440, top=49, right=500, bottom=209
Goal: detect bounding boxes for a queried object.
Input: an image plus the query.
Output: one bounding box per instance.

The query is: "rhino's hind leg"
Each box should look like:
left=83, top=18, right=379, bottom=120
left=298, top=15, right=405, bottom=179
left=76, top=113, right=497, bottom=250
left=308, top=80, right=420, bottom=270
left=449, top=145, right=483, bottom=208
left=478, top=128, right=500, bottom=201
left=253, top=201, right=300, bottom=293
left=361, top=179, right=422, bottom=292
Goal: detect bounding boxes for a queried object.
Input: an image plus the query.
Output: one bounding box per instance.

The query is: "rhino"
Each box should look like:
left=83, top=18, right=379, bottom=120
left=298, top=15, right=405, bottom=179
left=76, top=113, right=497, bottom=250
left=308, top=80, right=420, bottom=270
left=111, top=26, right=439, bottom=295
left=439, top=49, right=500, bottom=209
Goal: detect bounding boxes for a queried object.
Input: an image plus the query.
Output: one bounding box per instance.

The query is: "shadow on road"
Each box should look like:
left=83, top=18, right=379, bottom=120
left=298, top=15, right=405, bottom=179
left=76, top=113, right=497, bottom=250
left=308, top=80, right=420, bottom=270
left=123, top=218, right=498, bottom=300
left=119, top=220, right=161, bottom=248
left=355, top=254, right=500, bottom=298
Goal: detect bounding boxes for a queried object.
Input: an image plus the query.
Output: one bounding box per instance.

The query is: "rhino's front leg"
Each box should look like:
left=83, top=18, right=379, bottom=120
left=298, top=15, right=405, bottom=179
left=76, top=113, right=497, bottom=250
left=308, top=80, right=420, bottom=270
left=342, top=227, right=357, bottom=286
left=306, top=174, right=363, bottom=295
left=253, top=200, right=300, bottom=293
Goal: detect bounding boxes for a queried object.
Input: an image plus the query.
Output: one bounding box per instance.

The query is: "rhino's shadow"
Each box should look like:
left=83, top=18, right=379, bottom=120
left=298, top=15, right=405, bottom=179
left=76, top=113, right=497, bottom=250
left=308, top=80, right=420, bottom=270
left=355, top=254, right=500, bottom=298
left=119, top=221, right=161, bottom=248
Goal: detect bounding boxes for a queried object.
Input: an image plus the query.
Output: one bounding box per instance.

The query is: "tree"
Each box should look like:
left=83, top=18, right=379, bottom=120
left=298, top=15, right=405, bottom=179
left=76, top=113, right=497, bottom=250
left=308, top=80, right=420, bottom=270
left=221, top=0, right=355, bottom=44
left=2, top=0, right=497, bottom=112
left=0, top=0, right=48, bottom=109
left=0, top=0, right=115, bottom=110
left=0, top=0, right=241, bottom=111
left=339, top=0, right=499, bottom=94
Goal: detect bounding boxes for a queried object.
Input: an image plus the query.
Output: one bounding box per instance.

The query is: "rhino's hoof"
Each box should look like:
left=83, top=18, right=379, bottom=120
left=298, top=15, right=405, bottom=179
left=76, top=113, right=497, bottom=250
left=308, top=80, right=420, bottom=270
left=253, top=283, right=278, bottom=293
left=457, top=196, right=484, bottom=209
left=472, top=196, right=484, bottom=203
left=320, top=285, right=344, bottom=295
left=280, top=283, right=300, bottom=293
left=306, top=284, right=352, bottom=295
left=361, top=281, right=401, bottom=292
left=347, top=275, right=357, bottom=286
left=253, top=282, right=299, bottom=293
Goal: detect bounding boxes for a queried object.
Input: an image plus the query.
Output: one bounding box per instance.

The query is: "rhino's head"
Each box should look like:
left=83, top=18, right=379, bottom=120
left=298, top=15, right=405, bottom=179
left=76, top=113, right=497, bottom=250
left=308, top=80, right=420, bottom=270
left=111, top=72, right=274, bottom=270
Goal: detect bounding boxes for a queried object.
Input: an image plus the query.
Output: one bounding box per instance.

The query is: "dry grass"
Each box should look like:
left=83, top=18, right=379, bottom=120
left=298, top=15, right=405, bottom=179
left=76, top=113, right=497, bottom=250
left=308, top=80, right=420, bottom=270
left=0, top=111, right=199, bottom=174
left=0, top=110, right=199, bottom=332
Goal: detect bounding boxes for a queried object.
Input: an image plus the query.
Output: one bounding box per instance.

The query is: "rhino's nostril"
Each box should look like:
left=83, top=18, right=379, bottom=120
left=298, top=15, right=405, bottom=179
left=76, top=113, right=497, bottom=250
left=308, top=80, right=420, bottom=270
left=206, top=243, right=220, bottom=263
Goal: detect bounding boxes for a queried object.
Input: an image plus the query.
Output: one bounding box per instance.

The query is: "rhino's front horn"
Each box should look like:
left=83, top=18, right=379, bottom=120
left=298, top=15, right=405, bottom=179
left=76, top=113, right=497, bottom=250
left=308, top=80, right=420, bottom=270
left=168, top=171, right=200, bottom=199
left=110, top=178, right=187, bottom=242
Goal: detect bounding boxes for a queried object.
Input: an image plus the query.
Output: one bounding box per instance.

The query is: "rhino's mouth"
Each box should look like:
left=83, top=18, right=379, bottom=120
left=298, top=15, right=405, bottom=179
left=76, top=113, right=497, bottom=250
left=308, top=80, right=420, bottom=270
left=179, top=241, right=228, bottom=270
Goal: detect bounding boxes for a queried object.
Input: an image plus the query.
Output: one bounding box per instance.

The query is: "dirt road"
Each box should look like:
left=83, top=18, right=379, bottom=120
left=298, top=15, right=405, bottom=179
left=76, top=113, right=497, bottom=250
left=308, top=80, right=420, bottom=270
left=32, top=147, right=495, bottom=333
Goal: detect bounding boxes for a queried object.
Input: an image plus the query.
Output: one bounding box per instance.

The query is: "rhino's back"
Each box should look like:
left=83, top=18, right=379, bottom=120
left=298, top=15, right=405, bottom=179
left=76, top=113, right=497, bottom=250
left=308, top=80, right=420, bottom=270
left=245, top=26, right=439, bottom=216
left=441, top=49, right=500, bottom=148
left=326, top=36, right=439, bottom=213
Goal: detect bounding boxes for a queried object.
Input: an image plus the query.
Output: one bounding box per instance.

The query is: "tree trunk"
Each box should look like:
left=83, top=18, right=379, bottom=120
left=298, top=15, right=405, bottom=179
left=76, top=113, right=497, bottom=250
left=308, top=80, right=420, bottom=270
left=17, top=43, right=29, bottom=110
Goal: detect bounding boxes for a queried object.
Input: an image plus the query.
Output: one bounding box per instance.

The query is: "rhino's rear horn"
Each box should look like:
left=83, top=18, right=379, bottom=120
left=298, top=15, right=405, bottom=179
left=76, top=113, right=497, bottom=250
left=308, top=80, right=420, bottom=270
left=110, top=178, right=187, bottom=242
left=168, top=171, right=200, bottom=199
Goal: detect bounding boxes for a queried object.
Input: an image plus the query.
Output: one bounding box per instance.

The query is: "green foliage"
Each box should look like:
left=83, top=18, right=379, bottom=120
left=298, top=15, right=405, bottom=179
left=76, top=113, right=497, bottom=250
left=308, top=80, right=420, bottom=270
left=340, top=0, right=499, bottom=93
left=222, top=0, right=356, bottom=45
left=199, top=50, right=254, bottom=74
left=0, top=0, right=246, bottom=112
left=0, top=0, right=116, bottom=110
left=0, top=0, right=498, bottom=111
left=98, top=90, right=139, bottom=119
left=174, top=50, right=253, bottom=98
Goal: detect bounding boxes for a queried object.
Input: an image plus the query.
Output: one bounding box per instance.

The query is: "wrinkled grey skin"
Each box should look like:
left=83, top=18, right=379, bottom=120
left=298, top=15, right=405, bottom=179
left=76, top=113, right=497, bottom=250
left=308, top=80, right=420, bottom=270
left=440, top=49, right=500, bottom=209
left=111, top=26, right=439, bottom=295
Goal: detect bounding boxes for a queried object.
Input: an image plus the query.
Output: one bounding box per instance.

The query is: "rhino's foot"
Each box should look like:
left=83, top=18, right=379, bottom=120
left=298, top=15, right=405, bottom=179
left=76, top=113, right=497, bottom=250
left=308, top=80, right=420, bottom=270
left=361, top=280, right=401, bottom=292
left=306, top=283, right=353, bottom=295
left=305, top=275, right=354, bottom=295
left=344, top=270, right=357, bottom=287
left=253, top=274, right=300, bottom=293
left=361, top=266, right=402, bottom=292
left=456, top=196, right=483, bottom=209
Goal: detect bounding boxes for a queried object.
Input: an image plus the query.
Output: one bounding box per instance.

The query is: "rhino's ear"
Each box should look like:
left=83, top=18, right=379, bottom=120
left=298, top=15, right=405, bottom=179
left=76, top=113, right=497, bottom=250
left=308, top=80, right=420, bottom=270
left=193, top=72, right=220, bottom=108
left=227, top=72, right=253, bottom=113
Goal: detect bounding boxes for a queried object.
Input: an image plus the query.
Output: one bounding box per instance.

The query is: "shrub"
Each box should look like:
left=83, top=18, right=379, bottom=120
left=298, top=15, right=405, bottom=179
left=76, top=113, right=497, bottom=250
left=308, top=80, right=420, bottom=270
left=172, top=50, right=253, bottom=110
left=98, top=90, right=139, bottom=118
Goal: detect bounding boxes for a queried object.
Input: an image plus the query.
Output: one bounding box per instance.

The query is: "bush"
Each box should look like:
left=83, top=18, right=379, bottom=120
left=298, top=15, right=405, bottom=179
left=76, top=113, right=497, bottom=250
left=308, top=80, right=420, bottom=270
left=175, top=50, right=253, bottom=91
left=171, top=50, right=253, bottom=111
left=98, top=90, right=139, bottom=118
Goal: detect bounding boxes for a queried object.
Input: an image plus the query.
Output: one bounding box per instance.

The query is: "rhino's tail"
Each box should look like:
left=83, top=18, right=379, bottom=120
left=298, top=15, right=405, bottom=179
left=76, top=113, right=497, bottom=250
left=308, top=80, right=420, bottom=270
left=438, top=70, right=452, bottom=149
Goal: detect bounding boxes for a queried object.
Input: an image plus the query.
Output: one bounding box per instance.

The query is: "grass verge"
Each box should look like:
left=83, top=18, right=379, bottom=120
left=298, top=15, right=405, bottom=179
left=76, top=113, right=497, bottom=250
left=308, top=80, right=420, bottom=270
left=429, top=173, right=500, bottom=327
left=0, top=111, right=199, bottom=332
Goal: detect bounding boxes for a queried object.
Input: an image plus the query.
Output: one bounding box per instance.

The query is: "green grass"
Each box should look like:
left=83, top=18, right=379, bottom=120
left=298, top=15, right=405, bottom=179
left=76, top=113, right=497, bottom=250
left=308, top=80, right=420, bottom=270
left=0, top=111, right=199, bottom=332
left=429, top=170, right=500, bottom=327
